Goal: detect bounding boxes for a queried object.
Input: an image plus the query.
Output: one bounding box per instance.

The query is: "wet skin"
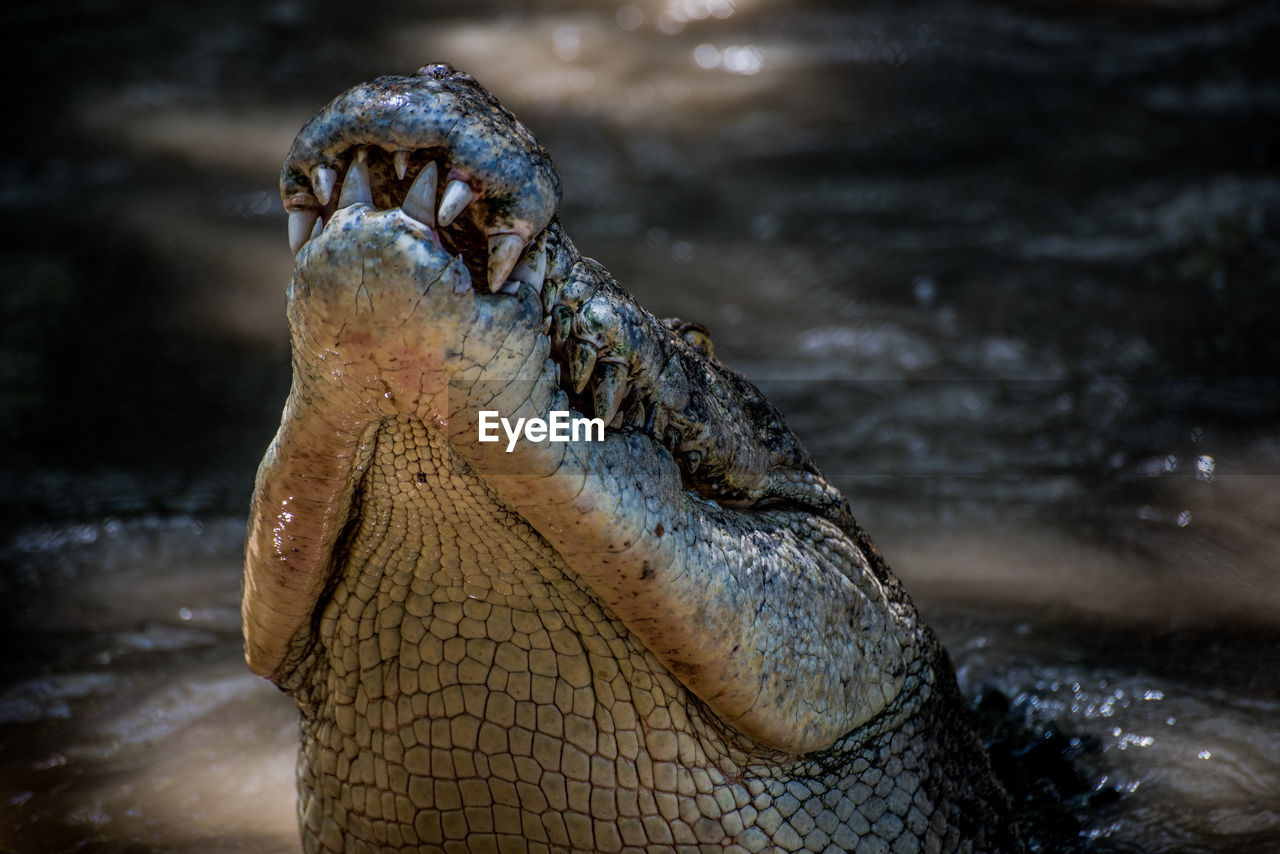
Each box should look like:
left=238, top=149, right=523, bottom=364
left=243, top=64, right=1023, bottom=853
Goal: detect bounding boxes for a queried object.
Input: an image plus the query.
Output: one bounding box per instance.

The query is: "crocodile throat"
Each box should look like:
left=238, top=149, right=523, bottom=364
left=241, top=63, right=1022, bottom=853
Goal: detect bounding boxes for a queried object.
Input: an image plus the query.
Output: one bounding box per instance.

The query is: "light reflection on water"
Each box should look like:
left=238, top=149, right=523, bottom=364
left=2, top=0, right=1278, bottom=851
left=0, top=518, right=300, bottom=852
left=939, top=607, right=1280, bottom=851
left=3, top=500, right=1277, bottom=851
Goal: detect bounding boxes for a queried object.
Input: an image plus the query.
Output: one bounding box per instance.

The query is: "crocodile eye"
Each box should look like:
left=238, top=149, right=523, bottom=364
left=680, top=325, right=714, bottom=359
left=682, top=449, right=703, bottom=474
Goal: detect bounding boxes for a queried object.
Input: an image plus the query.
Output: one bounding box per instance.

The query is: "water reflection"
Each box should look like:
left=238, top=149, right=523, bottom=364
left=942, top=608, right=1280, bottom=850
left=0, top=520, right=299, bottom=852
left=1, top=0, right=1278, bottom=851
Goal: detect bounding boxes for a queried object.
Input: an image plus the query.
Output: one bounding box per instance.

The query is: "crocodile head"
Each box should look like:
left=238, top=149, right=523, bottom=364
left=243, top=64, right=1020, bottom=852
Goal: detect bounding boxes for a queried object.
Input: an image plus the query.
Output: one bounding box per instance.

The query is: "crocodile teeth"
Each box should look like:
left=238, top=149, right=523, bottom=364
left=437, top=179, right=475, bottom=227
left=487, top=233, right=526, bottom=293
left=401, top=160, right=438, bottom=226
left=593, top=362, right=627, bottom=425
left=551, top=305, right=574, bottom=350
left=393, top=149, right=410, bottom=181
left=509, top=234, right=547, bottom=293
left=312, top=165, right=336, bottom=205
left=288, top=209, right=318, bottom=254
left=567, top=339, right=598, bottom=395
left=337, top=150, right=373, bottom=208
left=624, top=397, right=646, bottom=428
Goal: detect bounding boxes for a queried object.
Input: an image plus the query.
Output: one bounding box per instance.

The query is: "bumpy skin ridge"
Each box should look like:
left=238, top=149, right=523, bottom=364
left=243, top=64, right=1023, bottom=853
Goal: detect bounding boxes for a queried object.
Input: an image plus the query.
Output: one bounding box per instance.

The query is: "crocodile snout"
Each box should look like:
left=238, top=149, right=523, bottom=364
left=281, top=66, right=560, bottom=294
left=243, top=64, right=1025, bottom=854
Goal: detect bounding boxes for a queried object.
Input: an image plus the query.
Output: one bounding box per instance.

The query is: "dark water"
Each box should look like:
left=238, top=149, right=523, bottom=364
left=2, top=1, right=1278, bottom=851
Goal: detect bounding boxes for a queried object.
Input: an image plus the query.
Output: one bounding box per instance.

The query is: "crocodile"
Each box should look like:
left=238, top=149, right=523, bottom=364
left=242, top=63, right=1023, bottom=854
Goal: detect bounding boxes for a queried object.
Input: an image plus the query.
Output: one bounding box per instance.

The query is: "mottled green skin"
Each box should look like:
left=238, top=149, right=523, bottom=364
left=243, top=65, right=1023, bottom=853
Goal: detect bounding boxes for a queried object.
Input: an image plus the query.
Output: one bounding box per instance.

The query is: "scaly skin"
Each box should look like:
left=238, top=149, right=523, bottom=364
left=242, top=64, right=1023, bottom=853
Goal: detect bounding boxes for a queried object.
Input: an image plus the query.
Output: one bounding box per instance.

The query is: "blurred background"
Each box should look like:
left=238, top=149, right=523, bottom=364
left=1, top=0, right=1277, bottom=851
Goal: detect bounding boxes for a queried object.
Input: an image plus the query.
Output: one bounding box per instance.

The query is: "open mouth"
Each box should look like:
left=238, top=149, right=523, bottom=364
left=285, top=147, right=550, bottom=300
left=281, top=63, right=560, bottom=293
left=276, top=67, right=787, bottom=501
left=245, top=65, right=917, bottom=760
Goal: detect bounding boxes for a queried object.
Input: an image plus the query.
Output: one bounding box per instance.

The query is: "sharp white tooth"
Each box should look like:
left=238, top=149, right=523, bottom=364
left=312, top=166, right=336, bottom=206
left=551, top=305, right=574, bottom=350
left=393, top=150, right=409, bottom=181
left=288, top=209, right=319, bottom=253
left=487, top=233, right=527, bottom=293
left=310, top=217, right=323, bottom=240
left=401, top=160, right=438, bottom=226
left=337, top=151, right=373, bottom=208
left=437, top=179, right=475, bottom=227
left=568, top=340, right=598, bottom=394
left=593, top=362, right=628, bottom=426
left=509, top=235, right=547, bottom=293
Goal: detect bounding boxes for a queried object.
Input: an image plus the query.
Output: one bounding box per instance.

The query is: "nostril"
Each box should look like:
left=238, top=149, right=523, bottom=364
left=416, top=63, right=455, bottom=79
